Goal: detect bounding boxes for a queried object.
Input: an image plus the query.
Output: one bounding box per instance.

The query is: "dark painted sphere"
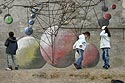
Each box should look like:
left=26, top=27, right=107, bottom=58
left=0, top=9, right=2, bottom=14
left=102, top=6, right=108, bottom=12
left=98, top=17, right=109, bottom=27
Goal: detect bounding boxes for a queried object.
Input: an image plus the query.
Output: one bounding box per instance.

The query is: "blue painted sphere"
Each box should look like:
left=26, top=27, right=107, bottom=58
left=25, top=27, right=33, bottom=35
left=30, top=13, right=36, bottom=19
left=31, top=8, right=39, bottom=13
left=28, top=20, right=34, bottom=25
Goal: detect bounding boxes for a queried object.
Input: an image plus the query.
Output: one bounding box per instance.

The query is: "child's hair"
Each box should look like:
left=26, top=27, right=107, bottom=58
left=9, top=31, right=14, bottom=37
left=83, top=31, right=90, bottom=37
left=105, top=27, right=111, bottom=37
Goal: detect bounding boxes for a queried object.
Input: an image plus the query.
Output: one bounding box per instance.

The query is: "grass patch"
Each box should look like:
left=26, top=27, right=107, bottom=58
left=89, top=75, right=98, bottom=80
left=100, top=74, right=112, bottom=79
left=69, top=71, right=90, bottom=79
left=32, top=72, right=61, bottom=79
left=32, top=72, right=47, bottom=78
left=49, top=72, right=60, bottom=79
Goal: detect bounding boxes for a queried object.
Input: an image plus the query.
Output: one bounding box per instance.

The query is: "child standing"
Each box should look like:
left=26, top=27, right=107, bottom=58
left=4, top=31, right=18, bottom=70
left=100, top=26, right=111, bottom=69
left=73, top=32, right=90, bottom=69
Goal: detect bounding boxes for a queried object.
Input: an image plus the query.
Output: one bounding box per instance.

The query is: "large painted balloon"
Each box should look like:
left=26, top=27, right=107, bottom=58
left=82, top=43, right=100, bottom=67
left=75, top=43, right=99, bottom=68
left=17, top=36, right=46, bottom=69
left=40, top=26, right=77, bottom=68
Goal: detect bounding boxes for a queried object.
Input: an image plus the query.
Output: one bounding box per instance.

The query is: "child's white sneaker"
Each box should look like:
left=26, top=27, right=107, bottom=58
left=5, top=68, right=12, bottom=71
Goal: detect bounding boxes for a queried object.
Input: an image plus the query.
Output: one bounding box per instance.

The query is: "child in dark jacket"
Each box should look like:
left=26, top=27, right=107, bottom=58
left=5, top=31, right=18, bottom=70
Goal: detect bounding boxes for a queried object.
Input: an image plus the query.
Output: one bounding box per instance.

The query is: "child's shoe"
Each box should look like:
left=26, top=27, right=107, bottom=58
left=15, top=67, right=18, bottom=70
left=5, top=68, right=12, bottom=71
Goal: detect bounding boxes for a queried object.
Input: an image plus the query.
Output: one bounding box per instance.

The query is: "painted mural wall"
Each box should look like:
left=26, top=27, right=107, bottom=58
left=0, top=0, right=125, bottom=69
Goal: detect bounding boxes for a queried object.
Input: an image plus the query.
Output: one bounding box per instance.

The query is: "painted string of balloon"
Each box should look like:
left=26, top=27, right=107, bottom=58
left=1, top=0, right=107, bottom=36
left=26, top=0, right=54, bottom=63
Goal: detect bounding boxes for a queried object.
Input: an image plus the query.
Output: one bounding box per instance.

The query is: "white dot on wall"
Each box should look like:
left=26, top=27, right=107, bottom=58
left=122, top=0, right=125, bottom=8
left=122, top=10, right=125, bottom=18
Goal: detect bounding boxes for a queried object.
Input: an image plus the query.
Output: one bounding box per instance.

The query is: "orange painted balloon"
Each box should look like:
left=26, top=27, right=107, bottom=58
left=82, top=43, right=100, bottom=67
left=40, top=26, right=77, bottom=68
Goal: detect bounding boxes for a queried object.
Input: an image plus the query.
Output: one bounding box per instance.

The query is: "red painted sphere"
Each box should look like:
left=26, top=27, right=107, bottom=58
left=104, top=13, right=111, bottom=20
left=111, top=4, right=116, bottom=9
left=82, top=43, right=100, bottom=67
left=40, top=26, right=77, bottom=68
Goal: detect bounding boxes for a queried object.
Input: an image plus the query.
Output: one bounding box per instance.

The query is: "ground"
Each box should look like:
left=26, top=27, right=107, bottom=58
left=0, top=64, right=125, bottom=83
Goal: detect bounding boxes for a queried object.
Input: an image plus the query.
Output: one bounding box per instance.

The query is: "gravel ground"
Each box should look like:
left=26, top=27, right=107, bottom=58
left=0, top=64, right=125, bottom=83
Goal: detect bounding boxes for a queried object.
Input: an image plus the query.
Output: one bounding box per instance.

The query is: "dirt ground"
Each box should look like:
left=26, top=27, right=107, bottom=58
left=0, top=64, right=125, bottom=83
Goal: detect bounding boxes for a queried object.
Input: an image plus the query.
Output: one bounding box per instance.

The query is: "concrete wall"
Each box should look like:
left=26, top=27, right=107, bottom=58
left=0, top=0, right=125, bottom=69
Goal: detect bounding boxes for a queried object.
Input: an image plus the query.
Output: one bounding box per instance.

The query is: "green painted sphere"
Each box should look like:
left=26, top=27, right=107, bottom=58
left=4, top=16, right=13, bottom=24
